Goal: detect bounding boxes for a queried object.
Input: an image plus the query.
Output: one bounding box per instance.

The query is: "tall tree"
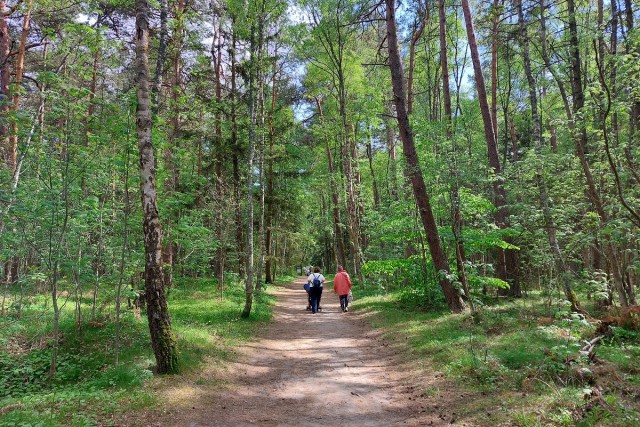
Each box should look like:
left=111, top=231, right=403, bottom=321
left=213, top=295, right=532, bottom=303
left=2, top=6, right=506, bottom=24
left=386, top=0, right=465, bottom=313
left=242, top=0, right=265, bottom=317
left=0, top=0, right=11, bottom=169
left=229, top=17, right=246, bottom=277
left=135, top=0, right=178, bottom=373
left=566, top=0, right=631, bottom=307
left=308, top=0, right=364, bottom=281
left=212, top=14, right=225, bottom=286
left=516, top=0, right=581, bottom=311
left=316, top=96, right=348, bottom=268
left=461, top=0, right=519, bottom=296
left=439, top=0, right=472, bottom=307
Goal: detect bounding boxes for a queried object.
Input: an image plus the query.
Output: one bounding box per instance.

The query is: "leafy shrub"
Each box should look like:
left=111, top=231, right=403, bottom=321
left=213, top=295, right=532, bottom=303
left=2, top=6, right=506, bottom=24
left=363, top=257, right=447, bottom=309
left=0, top=350, right=108, bottom=399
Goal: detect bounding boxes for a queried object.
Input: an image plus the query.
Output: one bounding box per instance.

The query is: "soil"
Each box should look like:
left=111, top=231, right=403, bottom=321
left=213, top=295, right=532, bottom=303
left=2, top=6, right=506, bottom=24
left=122, top=278, right=485, bottom=426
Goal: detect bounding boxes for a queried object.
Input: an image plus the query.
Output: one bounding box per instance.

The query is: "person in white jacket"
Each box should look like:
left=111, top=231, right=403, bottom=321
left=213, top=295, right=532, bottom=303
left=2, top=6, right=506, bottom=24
left=307, top=266, right=325, bottom=314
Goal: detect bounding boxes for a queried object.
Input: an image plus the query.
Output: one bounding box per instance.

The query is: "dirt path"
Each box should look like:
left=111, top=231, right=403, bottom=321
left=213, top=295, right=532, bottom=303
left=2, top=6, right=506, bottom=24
left=139, top=278, right=459, bottom=426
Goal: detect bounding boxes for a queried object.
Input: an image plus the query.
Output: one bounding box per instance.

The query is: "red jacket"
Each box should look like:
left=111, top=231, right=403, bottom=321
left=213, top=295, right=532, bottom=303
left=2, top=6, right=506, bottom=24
left=333, top=270, right=352, bottom=295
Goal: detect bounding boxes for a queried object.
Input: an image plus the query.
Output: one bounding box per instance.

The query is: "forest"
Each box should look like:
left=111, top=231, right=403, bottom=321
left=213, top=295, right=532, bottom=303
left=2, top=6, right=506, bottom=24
left=0, top=0, right=639, bottom=425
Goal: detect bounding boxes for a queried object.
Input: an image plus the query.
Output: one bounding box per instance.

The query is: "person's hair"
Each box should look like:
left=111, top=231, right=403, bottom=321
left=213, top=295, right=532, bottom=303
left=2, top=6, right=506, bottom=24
left=337, top=265, right=343, bottom=271
left=313, top=266, right=321, bottom=273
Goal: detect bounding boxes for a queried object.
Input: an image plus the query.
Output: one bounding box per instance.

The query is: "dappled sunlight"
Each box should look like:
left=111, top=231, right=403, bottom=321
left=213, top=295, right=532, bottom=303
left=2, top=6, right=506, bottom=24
left=143, top=279, right=434, bottom=425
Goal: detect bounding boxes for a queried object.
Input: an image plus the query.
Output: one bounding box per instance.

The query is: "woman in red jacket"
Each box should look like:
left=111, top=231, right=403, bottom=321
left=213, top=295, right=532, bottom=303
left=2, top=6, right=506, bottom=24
left=333, top=265, right=352, bottom=312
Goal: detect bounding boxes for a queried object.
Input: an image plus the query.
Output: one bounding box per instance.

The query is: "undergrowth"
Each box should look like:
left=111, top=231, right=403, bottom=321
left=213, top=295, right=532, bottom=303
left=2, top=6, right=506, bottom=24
left=354, top=284, right=640, bottom=426
left=0, top=277, right=274, bottom=426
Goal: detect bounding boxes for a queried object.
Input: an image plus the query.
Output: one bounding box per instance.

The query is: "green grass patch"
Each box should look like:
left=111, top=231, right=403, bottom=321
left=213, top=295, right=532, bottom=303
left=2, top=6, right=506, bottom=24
left=353, top=285, right=640, bottom=425
left=0, top=276, right=275, bottom=426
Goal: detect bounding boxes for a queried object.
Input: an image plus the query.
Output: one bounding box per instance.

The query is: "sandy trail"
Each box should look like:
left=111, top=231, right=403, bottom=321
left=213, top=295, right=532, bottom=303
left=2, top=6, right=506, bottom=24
left=143, top=278, right=450, bottom=426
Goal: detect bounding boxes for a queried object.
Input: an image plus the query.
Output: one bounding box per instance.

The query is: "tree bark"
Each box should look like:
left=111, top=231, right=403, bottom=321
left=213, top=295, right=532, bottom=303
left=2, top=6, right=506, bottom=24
left=365, top=133, right=380, bottom=208
left=135, top=0, right=178, bottom=374
left=0, top=0, right=10, bottom=160
left=624, top=0, right=640, bottom=139
left=385, top=102, right=398, bottom=201
left=407, top=14, right=425, bottom=116
left=515, top=0, right=540, bottom=146
left=462, top=0, right=519, bottom=296
left=161, top=0, right=186, bottom=290
left=265, top=58, right=278, bottom=284
left=7, top=0, right=32, bottom=174
left=440, top=0, right=472, bottom=307
left=255, top=1, right=267, bottom=291
left=242, top=16, right=259, bottom=318
left=386, top=0, right=465, bottom=313
left=230, top=20, right=245, bottom=277
left=212, top=18, right=225, bottom=286
left=316, top=97, right=347, bottom=269
left=151, top=0, right=168, bottom=113
left=517, top=0, right=581, bottom=311
left=490, top=0, right=500, bottom=142
left=566, top=0, right=630, bottom=307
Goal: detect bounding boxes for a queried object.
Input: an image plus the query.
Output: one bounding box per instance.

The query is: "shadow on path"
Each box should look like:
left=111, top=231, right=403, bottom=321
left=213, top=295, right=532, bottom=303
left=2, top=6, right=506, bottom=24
left=134, top=277, right=482, bottom=426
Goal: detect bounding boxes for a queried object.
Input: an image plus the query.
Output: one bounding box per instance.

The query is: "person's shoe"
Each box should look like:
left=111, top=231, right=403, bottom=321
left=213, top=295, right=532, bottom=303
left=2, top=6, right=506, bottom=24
left=344, top=307, right=348, bottom=312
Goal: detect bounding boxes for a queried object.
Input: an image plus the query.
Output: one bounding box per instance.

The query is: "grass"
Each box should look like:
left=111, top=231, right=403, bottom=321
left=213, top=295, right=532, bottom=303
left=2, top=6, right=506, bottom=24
left=353, top=284, right=640, bottom=426
left=0, top=276, right=276, bottom=426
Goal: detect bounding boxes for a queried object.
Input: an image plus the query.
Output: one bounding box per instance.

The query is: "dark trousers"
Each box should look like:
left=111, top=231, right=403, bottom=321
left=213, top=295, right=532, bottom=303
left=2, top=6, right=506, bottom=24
left=310, top=286, right=323, bottom=313
left=304, top=283, right=311, bottom=308
left=339, top=294, right=349, bottom=311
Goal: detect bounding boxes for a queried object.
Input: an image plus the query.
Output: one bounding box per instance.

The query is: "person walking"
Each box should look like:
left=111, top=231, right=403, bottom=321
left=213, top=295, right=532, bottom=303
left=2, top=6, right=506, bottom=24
left=307, top=266, right=325, bottom=314
left=333, top=265, right=352, bottom=312
left=303, top=280, right=312, bottom=311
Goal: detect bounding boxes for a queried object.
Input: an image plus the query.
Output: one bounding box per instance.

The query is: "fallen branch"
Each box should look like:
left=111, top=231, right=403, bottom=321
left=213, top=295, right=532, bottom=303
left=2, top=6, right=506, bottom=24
left=579, top=335, right=605, bottom=362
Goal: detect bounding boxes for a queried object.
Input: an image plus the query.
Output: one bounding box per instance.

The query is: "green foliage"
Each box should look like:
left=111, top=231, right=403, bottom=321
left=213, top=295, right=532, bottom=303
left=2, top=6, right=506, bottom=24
left=355, top=290, right=640, bottom=424
left=0, top=278, right=274, bottom=424
left=361, top=256, right=447, bottom=310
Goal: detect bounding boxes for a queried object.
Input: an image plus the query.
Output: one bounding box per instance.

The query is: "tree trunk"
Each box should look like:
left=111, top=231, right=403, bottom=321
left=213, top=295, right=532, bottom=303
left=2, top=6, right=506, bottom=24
left=0, top=0, right=10, bottom=159
left=264, top=53, right=278, bottom=284
left=462, top=0, right=519, bottom=296
left=385, top=103, right=398, bottom=201
left=162, top=0, right=186, bottom=290
left=566, top=0, right=629, bottom=307
left=316, top=97, right=347, bottom=268
left=339, top=87, right=363, bottom=281
left=230, top=21, right=245, bottom=277
left=386, top=0, right=465, bottom=312
left=255, top=3, right=267, bottom=292
left=151, top=0, right=168, bottom=112
left=212, top=19, right=225, bottom=286
left=366, top=135, right=380, bottom=208
left=5, top=0, right=31, bottom=174
left=407, top=15, right=425, bottom=116
left=135, top=0, right=178, bottom=374
left=624, top=0, right=640, bottom=139
left=242, top=19, right=259, bottom=318
left=515, top=0, right=540, bottom=146
left=440, top=0, right=472, bottom=308
left=490, top=0, right=500, bottom=142
left=610, top=0, right=619, bottom=148
left=518, top=0, right=581, bottom=311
